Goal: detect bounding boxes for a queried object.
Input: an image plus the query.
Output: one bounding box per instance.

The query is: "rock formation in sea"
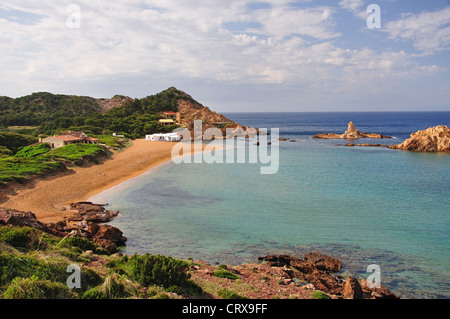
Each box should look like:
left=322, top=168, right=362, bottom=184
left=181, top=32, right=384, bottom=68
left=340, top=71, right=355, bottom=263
left=313, top=121, right=392, bottom=140
left=389, top=125, right=450, bottom=152
left=258, top=252, right=399, bottom=299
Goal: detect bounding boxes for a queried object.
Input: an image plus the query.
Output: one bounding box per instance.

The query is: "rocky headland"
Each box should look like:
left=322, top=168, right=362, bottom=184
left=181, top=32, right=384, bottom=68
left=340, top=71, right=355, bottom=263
left=389, top=125, right=450, bottom=152
left=313, top=121, right=392, bottom=140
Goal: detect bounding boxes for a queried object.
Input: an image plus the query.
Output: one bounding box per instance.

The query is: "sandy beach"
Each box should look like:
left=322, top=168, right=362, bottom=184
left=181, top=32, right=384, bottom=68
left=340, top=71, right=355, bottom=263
left=1, top=139, right=180, bottom=223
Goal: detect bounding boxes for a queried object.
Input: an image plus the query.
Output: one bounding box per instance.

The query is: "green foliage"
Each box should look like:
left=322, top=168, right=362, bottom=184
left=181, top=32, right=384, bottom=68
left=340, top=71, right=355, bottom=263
left=311, top=290, right=331, bottom=299
left=3, top=276, right=78, bottom=299
left=59, top=237, right=98, bottom=252
left=93, top=135, right=129, bottom=149
left=0, top=132, right=38, bottom=154
left=0, top=87, right=197, bottom=138
left=49, top=144, right=105, bottom=162
left=111, top=253, right=196, bottom=293
left=0, top=92, right=102, bottom=127
left=0, top=146, right=13, bottom=156
left=0, top=251, right=69, bottom=286
left=14, top=143, right=51, bottom=157
left=82, top=273, right=138, bottom=299
left=213, top=268, right=239, bottom=280
left=0, top=227, right=42, bottom=251
left=0, top=156, right=62, bottom=183
left=217, top=288, right=246, bottom=299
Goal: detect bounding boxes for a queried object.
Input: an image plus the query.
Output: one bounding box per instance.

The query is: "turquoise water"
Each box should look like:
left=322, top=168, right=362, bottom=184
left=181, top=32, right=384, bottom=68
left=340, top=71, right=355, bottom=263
left=90, top=112, right=450, bottom=298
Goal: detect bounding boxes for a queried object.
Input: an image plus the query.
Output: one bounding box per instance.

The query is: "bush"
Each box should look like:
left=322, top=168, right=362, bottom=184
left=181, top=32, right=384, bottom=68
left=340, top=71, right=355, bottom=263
left=0, top=226, right=42, bottom=250
left=213, top=268, right=239, bottom=280
left=59, top=237, right=98, bottom=251
left=82, top=273, right=138, bottom=299
left=49, top=143, right=105, bottom=162
left=0, top=251, right=69, bottom=286
left=121, top=253, right=190, bottom=288
left=3, top=276, right=78, bottom=299
left=311, top=290, right=331, bottom=299
left=14, top=143, right=51, bottom=157
left=217, top=288, right=246, bottom=299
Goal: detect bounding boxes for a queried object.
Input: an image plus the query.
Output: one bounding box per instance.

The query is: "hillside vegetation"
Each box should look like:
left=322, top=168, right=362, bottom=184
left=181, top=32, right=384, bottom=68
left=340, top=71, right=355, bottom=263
left=0, top=87, right=197, bottom=138
left=0, top=143, right=111, bottom=184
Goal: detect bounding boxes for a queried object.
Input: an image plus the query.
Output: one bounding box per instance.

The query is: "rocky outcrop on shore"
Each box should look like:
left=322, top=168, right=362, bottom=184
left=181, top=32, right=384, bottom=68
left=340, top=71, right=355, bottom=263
left=313, top=121, right=392, bottom=140
left=68, top=201, right=119, bottom=223
left=258, top=253, right=399, bottom=299
left=389, top=125, right=450, bottom=152
left=0, top=203, right=126, bottom=253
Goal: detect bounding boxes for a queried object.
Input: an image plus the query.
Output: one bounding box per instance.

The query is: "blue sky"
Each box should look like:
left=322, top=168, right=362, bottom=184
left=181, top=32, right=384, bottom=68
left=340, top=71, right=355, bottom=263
left=1, top=0, right=450, bottom=112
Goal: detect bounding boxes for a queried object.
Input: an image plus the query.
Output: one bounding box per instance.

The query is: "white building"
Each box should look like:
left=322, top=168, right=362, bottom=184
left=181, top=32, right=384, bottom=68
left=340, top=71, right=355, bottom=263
left=146, top=133, right=182, bottom=142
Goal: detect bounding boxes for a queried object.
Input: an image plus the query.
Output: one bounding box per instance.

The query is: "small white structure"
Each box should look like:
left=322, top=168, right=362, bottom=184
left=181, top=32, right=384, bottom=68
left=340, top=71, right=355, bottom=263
left=146, top=133, right=182, bottom=142
left=112, top=133, right=125, bottom=137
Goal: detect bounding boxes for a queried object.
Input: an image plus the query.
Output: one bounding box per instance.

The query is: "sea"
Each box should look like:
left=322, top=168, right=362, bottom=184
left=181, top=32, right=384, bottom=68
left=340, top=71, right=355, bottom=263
left=89, top=112, right=450, bottom=299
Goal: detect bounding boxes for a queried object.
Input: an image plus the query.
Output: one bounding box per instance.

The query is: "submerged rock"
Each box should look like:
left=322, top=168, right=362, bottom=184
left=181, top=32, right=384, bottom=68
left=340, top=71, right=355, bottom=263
left=389, top=125, right=450, bottom=152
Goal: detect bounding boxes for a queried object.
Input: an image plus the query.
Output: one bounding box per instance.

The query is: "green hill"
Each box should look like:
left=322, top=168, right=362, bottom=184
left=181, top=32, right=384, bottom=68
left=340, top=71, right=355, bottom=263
left=0, top=87, right=198, bottom=137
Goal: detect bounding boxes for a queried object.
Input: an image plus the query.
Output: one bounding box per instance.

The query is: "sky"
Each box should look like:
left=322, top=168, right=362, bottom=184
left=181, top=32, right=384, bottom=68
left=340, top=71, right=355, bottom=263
left=1, top=0, right=450, bottom=112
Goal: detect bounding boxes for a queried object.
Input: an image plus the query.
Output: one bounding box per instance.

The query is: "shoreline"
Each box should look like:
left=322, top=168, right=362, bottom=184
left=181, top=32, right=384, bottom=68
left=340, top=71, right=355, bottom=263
left=1, top=139, right=179, bottom=223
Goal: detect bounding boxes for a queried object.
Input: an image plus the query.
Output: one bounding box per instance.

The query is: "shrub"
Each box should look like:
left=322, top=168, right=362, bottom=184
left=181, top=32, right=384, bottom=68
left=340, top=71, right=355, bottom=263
left=3, top=276, right=78, bottom=299
left=112, top=253, right=201, bottom=295
left=49, top=144, right=105, bottom=162
left=14, top=143, right=51, bottom=157
left=213, top=268, right=239, bottom=280
left=121, top=253, right=190, bottom=288
left=217, top=288, right=246, bottom=299
left=0, top=251, right=69, bottom=286
left=311, top=290, right=331, bottom=299
left=0, top=226, right=42, bottom=250
left=59, top=237, right=98, bottom=251
left=82, top=273, right=138, bottom=299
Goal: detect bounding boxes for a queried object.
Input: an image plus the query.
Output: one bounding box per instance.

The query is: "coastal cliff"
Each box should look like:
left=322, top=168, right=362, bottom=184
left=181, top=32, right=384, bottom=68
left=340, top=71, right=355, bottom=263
left=389, top=125, right=450, bottom=152
left=313, top=121, right=392, bottom=140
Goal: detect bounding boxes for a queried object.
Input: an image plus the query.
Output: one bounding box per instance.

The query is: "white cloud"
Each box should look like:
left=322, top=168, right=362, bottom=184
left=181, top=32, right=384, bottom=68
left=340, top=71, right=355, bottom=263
left=339, top=0, right=364, bottom=12
left=0, top=0, right=446, bottom=111
left=384, top=7, right=450, bottom=53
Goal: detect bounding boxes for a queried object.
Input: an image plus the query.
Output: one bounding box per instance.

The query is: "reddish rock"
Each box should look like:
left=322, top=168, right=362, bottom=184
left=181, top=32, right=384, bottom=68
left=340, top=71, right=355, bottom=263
left=342, top=276, right=363, bottom=299
left=313, top=121, right=392, bottom=140
left=360, top=278, right=399, bottom=299
left=389, top=125, right=450, bottom=152
left=304, top=252, right=342, bottom=272
left=0, top=208, right=47, bottom=232
left=95, top=224, right=126, bottom=243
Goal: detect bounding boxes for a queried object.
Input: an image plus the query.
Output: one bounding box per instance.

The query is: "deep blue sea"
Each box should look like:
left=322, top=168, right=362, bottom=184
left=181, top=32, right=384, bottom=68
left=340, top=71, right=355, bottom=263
left=90, top=112, right=450, bottom=299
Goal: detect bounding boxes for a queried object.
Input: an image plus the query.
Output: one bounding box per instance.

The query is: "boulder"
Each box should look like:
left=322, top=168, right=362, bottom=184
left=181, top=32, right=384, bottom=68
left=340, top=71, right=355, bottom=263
left=360, top=278, right=399, bottom=299
left=342, top=276, right=363, bottom=299
left=304, top=252, right=342, bottom=272
left=90, top=225, right=127, bottom=253
left=389, top=125, right=450, bottom=152
left=68, top=202, right=119, bottom=223
left=0, top=208, right=47, bottom=232
left=95, top=224, right=127, bottom=243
